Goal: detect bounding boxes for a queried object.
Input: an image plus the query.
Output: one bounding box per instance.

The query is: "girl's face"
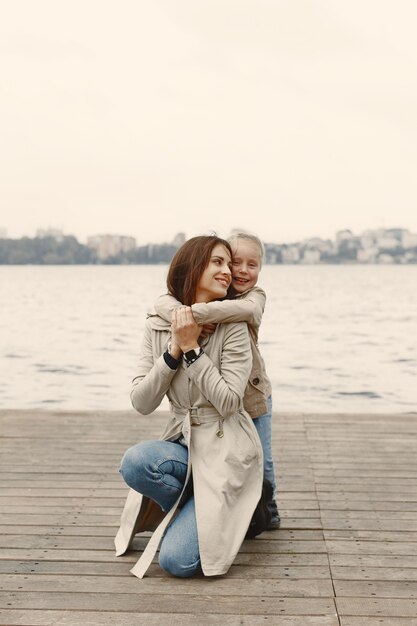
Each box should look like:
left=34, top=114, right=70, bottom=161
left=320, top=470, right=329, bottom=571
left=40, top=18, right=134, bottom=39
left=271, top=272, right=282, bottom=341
left=195, top=244, right=232, bottom=303
left=231, top=239, right=261, bottom=293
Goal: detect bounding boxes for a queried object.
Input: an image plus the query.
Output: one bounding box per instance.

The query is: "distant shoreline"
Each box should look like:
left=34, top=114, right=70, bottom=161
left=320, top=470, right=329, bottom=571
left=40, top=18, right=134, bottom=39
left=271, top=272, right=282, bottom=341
left=1, top=261, right=417, bottom=266
left=1, top=228, right=417, bottom=264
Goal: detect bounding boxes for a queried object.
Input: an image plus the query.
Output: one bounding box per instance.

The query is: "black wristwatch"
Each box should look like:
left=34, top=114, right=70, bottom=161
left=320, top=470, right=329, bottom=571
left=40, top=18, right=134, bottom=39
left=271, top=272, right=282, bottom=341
left=183, top=347, right=204, bottom=366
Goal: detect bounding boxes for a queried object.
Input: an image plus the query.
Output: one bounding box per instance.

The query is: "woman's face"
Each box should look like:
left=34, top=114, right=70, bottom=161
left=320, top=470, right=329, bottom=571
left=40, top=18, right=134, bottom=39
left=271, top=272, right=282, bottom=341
left=195, top=244, right=232, bottom=303
left=231, top=239, right=261, bottom=294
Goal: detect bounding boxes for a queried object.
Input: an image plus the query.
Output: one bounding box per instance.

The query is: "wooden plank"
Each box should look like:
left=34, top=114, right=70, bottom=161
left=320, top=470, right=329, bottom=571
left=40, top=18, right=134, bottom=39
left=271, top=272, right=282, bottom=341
left=336, top=597, right=417, bottom=618
left=315, top=470, right=417, bottom=478
left=322, top=498, right=417, bottom=508
left=324, top=530, right=417, bottom=542
left=1, top=531, right=321, bottom=547
left=0, top=610, right=341, bottom=626
left=0, top=481, right=125, bottom=489
left=0, top=510, right=120, bottom=520
left=0, top=497, right=127, bottom=507
left=0, top=573, right=335, bottom=597
left=334, top=580, right=417, bottom=599
left=0, top=473, right=121, bottom=481
left=0, top=560, right=332, bottom=579
left=0, top=525, right=143, bottom=537
left=0, top=506, right=122, bottom=516
left=330, top=554, right=417, bottom=567
left=279, top=518, right=323, bottom=529
left=331, top=567, right=417, bottom=582
left=0, top=548, right=330, bottom=566
left=0, top=512, right=322, bottom=527
left=0, top=592, right=338, bottom=615
left=321, top=511, right=417, bottom=520
left=316, top=486, right=417, bottom=494
left=0, top=534, right=329, bottom=554
left=340, top=618, right=417, bottom=626
left=326, top=540, right=417, bottom=556
left=0, top=489, right=125, bottom=497
left=0, top=525, right=322, bottom=540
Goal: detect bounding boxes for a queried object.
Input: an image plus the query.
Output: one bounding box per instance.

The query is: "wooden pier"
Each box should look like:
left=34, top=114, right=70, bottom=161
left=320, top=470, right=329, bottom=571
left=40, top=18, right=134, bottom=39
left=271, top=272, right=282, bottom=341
left=0, top=409, right=416, bottom=625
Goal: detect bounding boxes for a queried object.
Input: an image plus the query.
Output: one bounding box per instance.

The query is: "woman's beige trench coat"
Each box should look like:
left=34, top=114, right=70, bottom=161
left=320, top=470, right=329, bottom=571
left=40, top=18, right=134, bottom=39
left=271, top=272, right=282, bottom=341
left=114, top=314, right=264, bottom=578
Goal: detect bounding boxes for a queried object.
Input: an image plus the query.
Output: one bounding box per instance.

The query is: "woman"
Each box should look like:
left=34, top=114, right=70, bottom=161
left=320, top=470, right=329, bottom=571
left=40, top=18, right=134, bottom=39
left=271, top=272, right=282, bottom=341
left=115, top=235, right=264, bottom=579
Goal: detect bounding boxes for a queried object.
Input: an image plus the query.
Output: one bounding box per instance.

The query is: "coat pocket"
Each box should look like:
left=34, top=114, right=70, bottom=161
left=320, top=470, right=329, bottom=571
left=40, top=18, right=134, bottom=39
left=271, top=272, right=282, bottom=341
left=224, top=413, right=260, bottom=469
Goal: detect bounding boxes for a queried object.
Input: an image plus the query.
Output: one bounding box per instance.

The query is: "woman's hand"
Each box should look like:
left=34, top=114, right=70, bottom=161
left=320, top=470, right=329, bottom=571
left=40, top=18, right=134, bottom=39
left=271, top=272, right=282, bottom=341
left=171, top=306, right=202, bottom=353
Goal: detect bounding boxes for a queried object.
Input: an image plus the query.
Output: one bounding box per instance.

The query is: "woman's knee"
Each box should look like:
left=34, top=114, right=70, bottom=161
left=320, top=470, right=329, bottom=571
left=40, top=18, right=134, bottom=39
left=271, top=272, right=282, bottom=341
left=158, top=541, right=201, bottom=578
left=119, top=441, right=153, bottom=488
left=119, top=440, right=189, bottom=506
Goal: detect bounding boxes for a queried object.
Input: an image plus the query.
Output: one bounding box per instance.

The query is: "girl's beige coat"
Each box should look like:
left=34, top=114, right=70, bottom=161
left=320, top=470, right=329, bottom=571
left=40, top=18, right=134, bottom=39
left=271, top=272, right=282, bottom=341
left=155, top=286, right=272, bottom=417
left=115, top=315, right=263, bottom=578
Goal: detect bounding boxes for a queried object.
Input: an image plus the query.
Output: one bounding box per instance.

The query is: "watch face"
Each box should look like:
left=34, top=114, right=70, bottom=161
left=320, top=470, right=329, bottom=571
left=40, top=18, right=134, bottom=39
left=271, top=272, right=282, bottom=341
left=184, top=348, right=203, bottom=363
left=184, top=349, right=199, bottom=360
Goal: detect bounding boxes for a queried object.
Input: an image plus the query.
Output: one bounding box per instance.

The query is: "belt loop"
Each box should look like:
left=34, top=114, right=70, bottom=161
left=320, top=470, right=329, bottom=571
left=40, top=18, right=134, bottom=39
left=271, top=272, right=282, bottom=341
left=189, top=406, right=200, bottom=425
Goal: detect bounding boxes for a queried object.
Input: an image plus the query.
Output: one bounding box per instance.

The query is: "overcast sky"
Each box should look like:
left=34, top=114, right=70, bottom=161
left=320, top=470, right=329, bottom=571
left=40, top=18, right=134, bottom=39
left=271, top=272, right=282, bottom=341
left=1, top=1, right=417, bottom=245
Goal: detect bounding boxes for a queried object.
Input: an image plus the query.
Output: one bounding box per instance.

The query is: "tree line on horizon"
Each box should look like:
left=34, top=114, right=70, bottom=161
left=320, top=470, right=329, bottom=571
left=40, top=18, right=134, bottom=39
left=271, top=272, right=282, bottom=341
left=0, top=235, right=179, bottom=265
left=1, top=233, right=416, bottom=265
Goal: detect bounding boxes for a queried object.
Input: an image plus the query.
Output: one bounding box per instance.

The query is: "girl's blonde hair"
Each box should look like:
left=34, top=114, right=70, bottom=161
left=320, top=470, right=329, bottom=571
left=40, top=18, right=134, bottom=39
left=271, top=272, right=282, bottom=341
left=228, top=231, right=265, bottom=267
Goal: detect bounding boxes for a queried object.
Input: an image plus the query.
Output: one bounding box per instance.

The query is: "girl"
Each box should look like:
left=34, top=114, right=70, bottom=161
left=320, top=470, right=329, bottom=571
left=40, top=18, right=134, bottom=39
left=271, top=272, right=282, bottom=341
left=115, top=236, right=264, bottom=578
left=154, top=232, right=280, bottom=529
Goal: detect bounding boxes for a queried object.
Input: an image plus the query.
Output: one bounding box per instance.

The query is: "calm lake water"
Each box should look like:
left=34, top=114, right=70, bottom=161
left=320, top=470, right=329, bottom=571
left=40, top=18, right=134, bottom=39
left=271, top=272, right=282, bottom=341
left=1, top=265, right=416, bottom=413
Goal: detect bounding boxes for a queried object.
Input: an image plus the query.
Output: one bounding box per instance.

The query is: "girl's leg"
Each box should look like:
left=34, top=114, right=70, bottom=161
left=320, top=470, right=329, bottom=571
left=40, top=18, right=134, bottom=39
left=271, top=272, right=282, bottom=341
left=119, top=440, right=188, bottom=513
left=159, top=496, right=201, bottom=578
left=253, top=395, right=280, bottom=528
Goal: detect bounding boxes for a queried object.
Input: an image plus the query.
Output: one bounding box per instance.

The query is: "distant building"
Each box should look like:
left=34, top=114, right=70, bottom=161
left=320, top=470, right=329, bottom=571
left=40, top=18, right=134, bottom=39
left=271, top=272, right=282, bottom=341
left=304, top=237, right=332, bottom=253
left=0, top=227, right=7, bottom=238
left=360, top=234, right=376, bottom=249
left=357, top=247, right=378, bottom=263
left=336, top=229, right=353, bottom=244
left=171, top=232, right=186, bottom=248
left=281, top=246, right=300, bottom=264
left=87, top=234, right=136, bottom=259
left=402, top=231, right=417, bottom=249
left=36, top=228, right=64, bottom=241
left=376, top=236, right=398, bottom=250
left=378, top=253, right=395, bottom=264
left=301, top=249, right=321, bottom=264
left=385, top=228, right=409, bottom=241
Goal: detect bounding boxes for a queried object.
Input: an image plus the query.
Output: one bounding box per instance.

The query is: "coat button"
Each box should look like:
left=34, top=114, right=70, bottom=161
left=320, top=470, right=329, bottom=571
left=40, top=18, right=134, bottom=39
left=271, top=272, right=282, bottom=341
left=216, top=430, right=224, bottom=438
left=252, top=377, right=260, bottom=385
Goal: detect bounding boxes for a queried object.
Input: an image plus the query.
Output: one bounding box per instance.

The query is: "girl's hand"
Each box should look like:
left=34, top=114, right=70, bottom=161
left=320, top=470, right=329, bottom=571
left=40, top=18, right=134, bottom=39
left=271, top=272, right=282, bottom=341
left=171, top=306, right=202, bottom=352
left=200, top=323, right=217, bottom=340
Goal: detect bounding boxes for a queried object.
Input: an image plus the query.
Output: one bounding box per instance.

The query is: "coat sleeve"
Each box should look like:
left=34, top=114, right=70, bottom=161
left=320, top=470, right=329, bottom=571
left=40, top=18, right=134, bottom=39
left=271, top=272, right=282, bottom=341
left=130, top=321, right=177, bottom=415
left=191, top=287, right=266, bottom=329
left=186, top=322, right=252, bottom=418
left=154, top=293, right=182, bottom=322
left=155, top=288, right=267, bottom=329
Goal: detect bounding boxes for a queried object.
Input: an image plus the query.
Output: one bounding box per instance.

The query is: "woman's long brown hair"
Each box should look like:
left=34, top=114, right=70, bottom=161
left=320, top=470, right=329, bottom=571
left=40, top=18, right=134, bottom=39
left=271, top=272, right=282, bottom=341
left=167, top=235, right=232, bottom=305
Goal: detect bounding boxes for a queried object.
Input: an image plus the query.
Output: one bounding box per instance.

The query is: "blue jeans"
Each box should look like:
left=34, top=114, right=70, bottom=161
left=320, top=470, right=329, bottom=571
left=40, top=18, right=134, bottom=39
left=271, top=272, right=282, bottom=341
left=119, top=440, right=201, bottom=578
left=253, top=395, right=277, bottom=499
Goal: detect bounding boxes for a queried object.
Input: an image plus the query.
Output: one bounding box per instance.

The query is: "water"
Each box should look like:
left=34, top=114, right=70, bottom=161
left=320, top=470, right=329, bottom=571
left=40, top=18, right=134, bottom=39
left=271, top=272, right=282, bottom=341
left=1, top=265, right=416, bottom=413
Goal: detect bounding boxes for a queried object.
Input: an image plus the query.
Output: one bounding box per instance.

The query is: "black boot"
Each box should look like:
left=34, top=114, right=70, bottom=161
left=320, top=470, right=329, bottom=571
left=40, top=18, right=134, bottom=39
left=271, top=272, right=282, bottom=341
left=267, top=499, right=281, bottom=530
left=245, top=479, right=273, bottom=539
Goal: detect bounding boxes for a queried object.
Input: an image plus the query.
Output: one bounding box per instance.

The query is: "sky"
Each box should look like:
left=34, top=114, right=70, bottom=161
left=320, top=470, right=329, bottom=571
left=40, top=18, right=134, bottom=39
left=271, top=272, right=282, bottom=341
left=1, top=0, right=417, bottom=245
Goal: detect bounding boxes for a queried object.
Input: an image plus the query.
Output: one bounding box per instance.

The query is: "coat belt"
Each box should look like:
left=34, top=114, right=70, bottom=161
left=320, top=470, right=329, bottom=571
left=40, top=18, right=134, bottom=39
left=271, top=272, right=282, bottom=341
left=173, top=406, right=222, bottom=425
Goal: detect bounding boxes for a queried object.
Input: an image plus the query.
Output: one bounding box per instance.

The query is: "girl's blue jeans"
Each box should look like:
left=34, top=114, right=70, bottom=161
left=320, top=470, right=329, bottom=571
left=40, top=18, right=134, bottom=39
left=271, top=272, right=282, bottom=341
left=253, top=395, right=277, bottom=498
left=119, top=439, right=201, bottom=578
